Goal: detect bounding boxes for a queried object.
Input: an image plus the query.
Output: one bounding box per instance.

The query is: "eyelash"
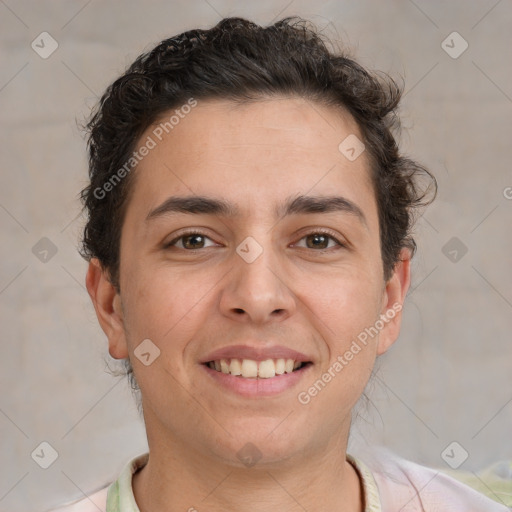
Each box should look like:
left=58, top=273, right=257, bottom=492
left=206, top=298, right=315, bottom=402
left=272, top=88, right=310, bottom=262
left=165, top=229, right=346, bottom=252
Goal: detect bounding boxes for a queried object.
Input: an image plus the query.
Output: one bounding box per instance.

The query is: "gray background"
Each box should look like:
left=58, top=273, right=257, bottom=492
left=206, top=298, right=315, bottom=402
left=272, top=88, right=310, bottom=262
left=1, top=1, right=511, bottom=510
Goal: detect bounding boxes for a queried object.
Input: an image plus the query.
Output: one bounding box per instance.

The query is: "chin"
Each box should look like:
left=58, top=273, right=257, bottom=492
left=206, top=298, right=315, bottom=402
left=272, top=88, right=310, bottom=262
left=203, top=419, right=308, bottom=469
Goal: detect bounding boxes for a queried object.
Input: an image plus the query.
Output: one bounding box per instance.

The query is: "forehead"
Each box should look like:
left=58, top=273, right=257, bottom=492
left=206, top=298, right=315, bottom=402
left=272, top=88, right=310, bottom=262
left=125, top=96, right=376, bottom=224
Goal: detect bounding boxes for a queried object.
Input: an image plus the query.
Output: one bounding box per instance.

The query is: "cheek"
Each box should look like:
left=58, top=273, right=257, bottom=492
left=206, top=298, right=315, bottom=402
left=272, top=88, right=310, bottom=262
left=120, top=267, right=210, bottom=399
left=297, top=273, right=381, bottom=418
left=121, top=262, right=215, bottom=349
left=302, top=265, right=383, bottom=345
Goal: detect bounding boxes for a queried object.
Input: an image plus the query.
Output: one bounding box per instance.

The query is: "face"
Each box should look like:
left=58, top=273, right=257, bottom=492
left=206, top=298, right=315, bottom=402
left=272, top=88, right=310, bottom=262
left=87, top=96, right=410, bottom=468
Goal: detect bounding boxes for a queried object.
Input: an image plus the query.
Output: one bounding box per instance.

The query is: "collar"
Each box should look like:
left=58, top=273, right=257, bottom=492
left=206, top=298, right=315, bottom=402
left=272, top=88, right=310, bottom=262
left=106, top=452, right=381, bottom=512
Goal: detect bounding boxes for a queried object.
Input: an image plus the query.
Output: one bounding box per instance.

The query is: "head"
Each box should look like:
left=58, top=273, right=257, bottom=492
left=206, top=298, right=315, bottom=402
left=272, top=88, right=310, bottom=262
left=82, top=17, right=436, bottom=466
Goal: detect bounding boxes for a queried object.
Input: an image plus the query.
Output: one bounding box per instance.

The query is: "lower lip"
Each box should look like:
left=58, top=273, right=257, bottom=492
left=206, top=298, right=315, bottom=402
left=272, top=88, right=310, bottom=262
left=201, top=364, right=312, bottom=397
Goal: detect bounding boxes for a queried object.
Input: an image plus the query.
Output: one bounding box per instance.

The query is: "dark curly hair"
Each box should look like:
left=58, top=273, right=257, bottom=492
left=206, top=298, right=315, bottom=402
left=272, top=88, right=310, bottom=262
left=80, top=16, right=436, bottom=399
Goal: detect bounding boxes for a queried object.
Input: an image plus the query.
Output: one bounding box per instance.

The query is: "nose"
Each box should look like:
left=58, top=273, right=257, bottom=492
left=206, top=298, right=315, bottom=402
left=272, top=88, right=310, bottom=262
left=219, top=242, right=297, bottom=324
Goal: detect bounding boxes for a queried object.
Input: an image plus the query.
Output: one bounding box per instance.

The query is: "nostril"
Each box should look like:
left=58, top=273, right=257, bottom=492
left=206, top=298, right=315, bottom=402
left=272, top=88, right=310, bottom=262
left=233, top=308, right=245, bottom=315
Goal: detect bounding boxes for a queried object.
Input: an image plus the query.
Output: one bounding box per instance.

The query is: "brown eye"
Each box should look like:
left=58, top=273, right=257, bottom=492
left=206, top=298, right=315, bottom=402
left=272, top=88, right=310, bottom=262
left=305, top=233, right=330, bottom=249
left=182, top=234, right=206, bottom=249
left=295, top=232, right=342, bottom=251
left=166, top=232, right=217, bottom=250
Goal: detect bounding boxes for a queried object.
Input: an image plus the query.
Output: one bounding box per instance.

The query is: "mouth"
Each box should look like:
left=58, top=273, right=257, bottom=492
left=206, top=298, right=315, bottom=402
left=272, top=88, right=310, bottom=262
left=201, top=357, right=313, bottom=397
left=204, top=358, right=312, bottom=379
left=199, top=345, right=314, bottom=397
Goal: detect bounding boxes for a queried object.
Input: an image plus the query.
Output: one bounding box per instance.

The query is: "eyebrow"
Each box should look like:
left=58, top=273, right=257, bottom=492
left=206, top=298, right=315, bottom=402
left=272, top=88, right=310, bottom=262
left=146, top=194, right=367, bottom=227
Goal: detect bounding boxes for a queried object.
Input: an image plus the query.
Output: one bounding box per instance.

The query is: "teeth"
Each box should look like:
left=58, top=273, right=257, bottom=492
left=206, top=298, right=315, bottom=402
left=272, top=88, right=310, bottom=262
left=258, top=359, right=275, bottom=378
left=208, top=358, right=304, bottom=378
left=229, top=358, right=242, bottom=376
left=241, top=359, right=258, bottom=378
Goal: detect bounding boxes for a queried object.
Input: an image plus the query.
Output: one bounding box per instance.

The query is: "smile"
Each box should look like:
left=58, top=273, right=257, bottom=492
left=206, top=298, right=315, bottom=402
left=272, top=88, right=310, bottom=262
left=205, top=358, right=311, bottom=379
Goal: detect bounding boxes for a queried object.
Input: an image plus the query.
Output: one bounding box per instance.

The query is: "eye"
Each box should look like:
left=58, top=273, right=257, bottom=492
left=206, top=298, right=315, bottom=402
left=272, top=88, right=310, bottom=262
left=165, top=230, right=344, bottom=251
left=166, top=231, right=218, bottom=250
left=294, top=231, right=344, bottom=251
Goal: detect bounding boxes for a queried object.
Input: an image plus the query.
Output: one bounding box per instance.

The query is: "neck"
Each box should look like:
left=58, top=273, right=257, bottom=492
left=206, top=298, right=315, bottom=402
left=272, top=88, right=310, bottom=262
left=132, top=421, right=363, bottom=512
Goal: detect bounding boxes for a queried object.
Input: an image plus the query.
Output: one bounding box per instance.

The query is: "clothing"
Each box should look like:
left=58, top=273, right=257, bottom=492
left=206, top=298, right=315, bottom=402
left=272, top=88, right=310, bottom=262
left=51, top=451, right=509, bottom=511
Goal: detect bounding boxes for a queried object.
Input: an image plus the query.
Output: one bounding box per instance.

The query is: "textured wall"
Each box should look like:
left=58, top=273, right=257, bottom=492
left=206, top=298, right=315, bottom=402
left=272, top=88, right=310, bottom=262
left=0, top=1, right=511, bottom=510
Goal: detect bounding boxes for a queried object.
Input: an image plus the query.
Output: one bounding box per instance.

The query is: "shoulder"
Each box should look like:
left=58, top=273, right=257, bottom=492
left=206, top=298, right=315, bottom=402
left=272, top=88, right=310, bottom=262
left=48, top=452, right=149, bottom=512
left=353, top=448, right=509, bottom=511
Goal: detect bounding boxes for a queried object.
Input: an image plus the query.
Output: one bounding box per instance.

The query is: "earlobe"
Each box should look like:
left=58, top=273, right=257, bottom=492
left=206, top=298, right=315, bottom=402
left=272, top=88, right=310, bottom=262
left=376, top=248, right=412, bottom=356
left=85, top=259, right=129, bottom=359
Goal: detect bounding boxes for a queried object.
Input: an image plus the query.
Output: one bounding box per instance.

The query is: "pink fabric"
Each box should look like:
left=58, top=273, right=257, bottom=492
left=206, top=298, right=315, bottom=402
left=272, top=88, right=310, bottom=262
left=50, top=486, right=108, bottom=512
left=366, top=454, right=509, bottom=511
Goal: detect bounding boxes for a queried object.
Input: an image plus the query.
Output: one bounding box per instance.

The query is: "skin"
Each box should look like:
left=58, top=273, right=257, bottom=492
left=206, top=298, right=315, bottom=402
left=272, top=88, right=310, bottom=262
left=86, top=96, right=411, bottom=512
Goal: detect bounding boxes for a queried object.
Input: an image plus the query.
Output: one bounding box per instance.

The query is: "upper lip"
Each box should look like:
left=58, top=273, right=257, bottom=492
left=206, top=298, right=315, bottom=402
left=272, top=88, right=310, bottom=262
left=200, top=344, right=312, bottom=364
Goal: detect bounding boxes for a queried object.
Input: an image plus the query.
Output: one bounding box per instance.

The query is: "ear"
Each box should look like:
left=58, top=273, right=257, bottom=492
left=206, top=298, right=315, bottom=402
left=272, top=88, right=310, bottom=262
left=85, top=258, right=128, bottom=359
left=376, top=247, right=412, bottom=356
